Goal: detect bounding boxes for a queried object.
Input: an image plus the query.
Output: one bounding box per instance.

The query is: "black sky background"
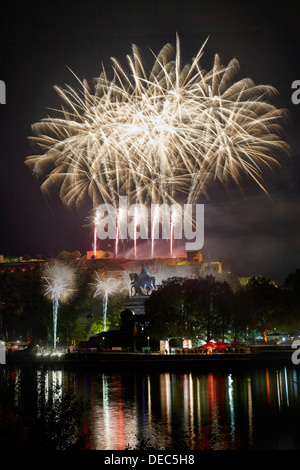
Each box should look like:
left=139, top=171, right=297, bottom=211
left=1, top=0, right=300, bottom=283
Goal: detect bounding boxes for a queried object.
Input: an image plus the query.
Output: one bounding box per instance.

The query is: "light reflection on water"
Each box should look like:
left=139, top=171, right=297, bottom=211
left=8, top=365, right=300, bottom=450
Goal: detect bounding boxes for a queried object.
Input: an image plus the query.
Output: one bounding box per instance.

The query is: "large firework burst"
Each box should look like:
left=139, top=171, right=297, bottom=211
left=26, top=36, right=289, bottom=211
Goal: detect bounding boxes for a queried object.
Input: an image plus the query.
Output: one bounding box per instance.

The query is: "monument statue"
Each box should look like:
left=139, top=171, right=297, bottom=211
left=129, top=264, right=156, bottom=296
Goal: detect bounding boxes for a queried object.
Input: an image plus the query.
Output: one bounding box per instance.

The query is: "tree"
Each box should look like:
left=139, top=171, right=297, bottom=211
left=0, top=269, right=51, bottom=342
left=56, top=251, right=72, bottom=260
left=183, top=276, right=233, bottom=342
left=109, top=294, right=128, bottom=327
left=145, top=277, right=190, bottom=341
left=284, top=269, right=300, bottom=293
left=145, top=276, right=233, bottom=343
left=89, top=317, right=110, bottom=336
left=72, top=317, right=91, bottom=342
left=230, top=288, right=251, bottom=342
left=241, top=276, right=280, bottom=341
left=277, top=269, right=300, bottom=335
left=72, top=250, right=82, bottom=260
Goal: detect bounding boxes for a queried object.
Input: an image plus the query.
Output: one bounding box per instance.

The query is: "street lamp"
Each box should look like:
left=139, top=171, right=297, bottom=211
left=147, top=336, right=150, bottom=352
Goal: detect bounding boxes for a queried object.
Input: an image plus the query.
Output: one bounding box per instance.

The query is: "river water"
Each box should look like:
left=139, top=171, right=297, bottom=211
left=3, top=362, right=300, bottom=450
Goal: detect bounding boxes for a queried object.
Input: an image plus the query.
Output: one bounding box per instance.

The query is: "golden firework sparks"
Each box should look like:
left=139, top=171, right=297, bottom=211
left=26, top=36, right=289, bottom=211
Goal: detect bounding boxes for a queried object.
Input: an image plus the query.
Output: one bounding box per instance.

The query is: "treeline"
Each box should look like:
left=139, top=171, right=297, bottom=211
left=144, top=271, right=300, bottom=343
left=0, top=260, right=300, bottom=346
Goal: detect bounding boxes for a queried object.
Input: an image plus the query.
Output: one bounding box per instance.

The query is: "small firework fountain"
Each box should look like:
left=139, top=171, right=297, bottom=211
left=91, top=272, right=122, bottom=332
left=42, top=262, right=76, bottom=349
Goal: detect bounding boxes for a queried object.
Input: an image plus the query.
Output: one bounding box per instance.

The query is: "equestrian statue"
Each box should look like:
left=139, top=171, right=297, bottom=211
left=129, top=264, right=156, bottom=296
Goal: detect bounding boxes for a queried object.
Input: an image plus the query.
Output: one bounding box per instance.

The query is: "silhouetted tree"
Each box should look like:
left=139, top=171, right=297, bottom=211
left=145, top=276, right=233, bottom=343
left=240, top=276, right=280, bottom=341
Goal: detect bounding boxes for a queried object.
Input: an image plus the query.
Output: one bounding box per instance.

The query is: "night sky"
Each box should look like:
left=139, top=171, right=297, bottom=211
left=1, top=0, right=300, bottom=283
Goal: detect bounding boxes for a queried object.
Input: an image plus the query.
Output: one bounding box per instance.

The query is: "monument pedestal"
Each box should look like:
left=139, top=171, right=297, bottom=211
left=124, top=294, right=148, bottom=315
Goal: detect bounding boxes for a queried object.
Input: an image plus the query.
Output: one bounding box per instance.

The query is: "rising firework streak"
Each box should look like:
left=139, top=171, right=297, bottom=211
left=94, top=198, right=204, bottom=257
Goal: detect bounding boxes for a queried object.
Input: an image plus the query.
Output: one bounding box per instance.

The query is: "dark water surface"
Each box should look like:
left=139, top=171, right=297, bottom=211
left=3, top=362, right=300, bottom=450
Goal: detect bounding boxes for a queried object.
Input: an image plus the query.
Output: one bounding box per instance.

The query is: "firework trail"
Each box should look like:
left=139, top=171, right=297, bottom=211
left=130, top=204, right=149, bottom=259
left=42, top=262, right=76, bottom=349
left=151, top=205, right=159, bottom=258
left=93, top=218, right=98, bottom=257
left=25, top=35, right=289, bottom=214
left=169, top=204, right=183, bottom=257
left=133, top=207, right=138, bottom=260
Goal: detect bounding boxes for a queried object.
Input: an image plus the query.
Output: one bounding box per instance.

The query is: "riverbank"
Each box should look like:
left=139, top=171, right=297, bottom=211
left=4, top=346, right=296, bottom=371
